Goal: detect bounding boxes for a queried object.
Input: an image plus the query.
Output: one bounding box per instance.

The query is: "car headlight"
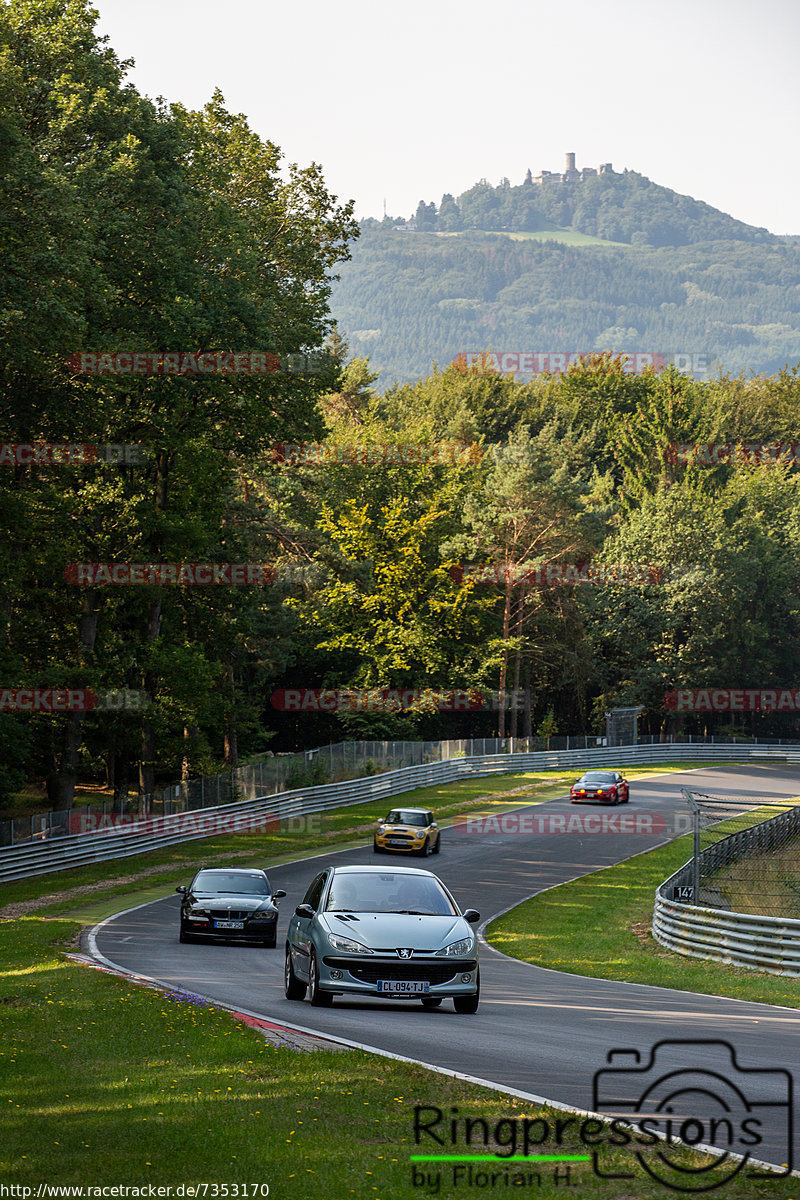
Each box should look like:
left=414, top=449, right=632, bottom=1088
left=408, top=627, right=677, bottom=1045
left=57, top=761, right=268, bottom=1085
left=249, top=911, right=275, bottom=921
left=189, top=908, right=208, bottom=916
left=436, top=936, right=474, bottom=957
left=327, top=932, right=373, bottom=954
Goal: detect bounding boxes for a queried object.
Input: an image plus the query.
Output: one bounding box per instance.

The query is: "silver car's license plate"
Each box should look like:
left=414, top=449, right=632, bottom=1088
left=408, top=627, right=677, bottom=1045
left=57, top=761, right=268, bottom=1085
left=214, top=920, right=244, bottom=929
left=377, top=980, right=430, bottom=994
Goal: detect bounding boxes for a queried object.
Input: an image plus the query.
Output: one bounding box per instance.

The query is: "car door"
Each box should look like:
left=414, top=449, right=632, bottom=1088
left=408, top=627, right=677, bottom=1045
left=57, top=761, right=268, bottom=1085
left=290, top=870, right=328, bottom=980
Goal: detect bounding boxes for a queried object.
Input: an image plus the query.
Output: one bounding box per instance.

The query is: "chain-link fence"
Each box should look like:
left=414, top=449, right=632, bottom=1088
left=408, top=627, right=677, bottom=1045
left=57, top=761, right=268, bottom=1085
left=680, top=788, right=800, bottom=917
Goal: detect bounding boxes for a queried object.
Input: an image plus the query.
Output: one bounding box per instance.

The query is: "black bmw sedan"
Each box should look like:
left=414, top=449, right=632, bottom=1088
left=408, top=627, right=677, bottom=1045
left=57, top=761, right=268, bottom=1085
left=177, top=867, right=286, bottom=947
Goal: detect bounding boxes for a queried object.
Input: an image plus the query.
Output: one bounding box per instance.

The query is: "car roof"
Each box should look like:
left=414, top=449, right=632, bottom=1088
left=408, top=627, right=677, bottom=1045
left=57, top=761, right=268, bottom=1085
left=329, top=864, right=438, bottom=876
left=195, top=866, right=268, bottom=875
left=386, top=806, right=431, bottom=813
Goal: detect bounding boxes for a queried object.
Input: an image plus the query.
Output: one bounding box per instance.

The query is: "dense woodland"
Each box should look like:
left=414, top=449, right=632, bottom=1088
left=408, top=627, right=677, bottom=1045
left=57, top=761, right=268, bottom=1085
left=332, top=176, right=800, bottom=383
left=4, top=1, right=800, bottom=817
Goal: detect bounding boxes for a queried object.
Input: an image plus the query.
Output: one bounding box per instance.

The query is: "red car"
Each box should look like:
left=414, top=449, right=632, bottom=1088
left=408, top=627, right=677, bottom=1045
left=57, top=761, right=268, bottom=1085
left=570, top=770, right=629, bottom=805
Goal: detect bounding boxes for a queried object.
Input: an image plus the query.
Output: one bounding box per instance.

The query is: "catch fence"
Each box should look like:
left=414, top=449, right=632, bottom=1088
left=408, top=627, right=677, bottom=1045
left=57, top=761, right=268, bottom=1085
left=653, top=787, right=800, bottom=976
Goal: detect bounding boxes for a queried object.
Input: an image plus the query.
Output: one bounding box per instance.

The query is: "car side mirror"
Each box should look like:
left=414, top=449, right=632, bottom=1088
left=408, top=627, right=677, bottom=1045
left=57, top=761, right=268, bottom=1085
left=273, top=889, right=287, bottom=899
left=463, top=909, right=480, bottom=924
left=295, top=903, right=315, bottom=918
left=175, top=885, right=187, bottom=894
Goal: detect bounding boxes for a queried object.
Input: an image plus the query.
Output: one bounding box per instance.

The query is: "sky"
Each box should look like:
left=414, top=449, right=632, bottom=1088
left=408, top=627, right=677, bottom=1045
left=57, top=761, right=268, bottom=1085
left=92, top=0, right=800, bottom=235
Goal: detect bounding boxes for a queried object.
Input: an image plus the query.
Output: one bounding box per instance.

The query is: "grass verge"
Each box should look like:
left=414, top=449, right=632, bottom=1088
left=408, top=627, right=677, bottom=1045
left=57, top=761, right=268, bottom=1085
left=487, top=828, right=800, bottom=1009
left=0, top=917, right=795, bottom=1197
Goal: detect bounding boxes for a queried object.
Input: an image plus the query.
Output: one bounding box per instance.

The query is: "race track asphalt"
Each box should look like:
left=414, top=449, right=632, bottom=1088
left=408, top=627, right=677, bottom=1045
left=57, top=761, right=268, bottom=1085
left=91, top=764, right=800, bottom=1172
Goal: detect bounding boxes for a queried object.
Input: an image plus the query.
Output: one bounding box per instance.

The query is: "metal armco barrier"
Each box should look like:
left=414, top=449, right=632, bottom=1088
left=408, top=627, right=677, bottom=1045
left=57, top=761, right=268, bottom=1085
left=653, top=802, right=800, bottom=977
left=3, top=740, right=800, bottom=884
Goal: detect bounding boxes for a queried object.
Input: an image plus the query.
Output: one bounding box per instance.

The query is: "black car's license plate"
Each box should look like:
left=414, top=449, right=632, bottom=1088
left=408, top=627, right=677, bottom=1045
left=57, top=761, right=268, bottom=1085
left=377, top=980, right=430, bottom=994
left=214, top=920, right=244, bottom=929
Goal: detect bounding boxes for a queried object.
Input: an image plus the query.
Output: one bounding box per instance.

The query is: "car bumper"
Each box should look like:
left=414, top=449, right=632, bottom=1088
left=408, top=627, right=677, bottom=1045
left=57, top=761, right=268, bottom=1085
left=570, top=795, right=616, bottom=804
left=320, top=954, right=478, bottom=997
left=183, top=918, right=278, bottom=939
left=374, top=837, right=427, bottom=853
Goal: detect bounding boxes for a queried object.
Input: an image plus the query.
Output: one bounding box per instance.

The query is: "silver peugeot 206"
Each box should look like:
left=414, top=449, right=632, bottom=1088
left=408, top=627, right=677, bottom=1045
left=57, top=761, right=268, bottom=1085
left=284, top=864, right=480, bottom=1012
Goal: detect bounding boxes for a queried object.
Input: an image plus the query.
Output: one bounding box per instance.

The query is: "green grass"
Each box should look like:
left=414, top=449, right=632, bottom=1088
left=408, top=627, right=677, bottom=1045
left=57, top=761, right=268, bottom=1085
left=438, top=227, right=630, bottom=248
left=1, top=918, right=795, bottom=1197
left=487, top=829, right=800, bottom=1008
left=493, top=229, right=630, bottom=247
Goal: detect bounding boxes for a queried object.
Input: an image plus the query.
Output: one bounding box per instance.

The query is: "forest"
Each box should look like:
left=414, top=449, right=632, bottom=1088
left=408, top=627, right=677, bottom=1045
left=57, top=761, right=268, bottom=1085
left=332, top=173, right=800, bottom=384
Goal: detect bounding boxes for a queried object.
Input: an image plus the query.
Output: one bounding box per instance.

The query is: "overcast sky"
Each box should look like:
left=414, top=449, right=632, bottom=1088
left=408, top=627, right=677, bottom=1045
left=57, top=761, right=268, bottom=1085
left=93, top=0, right=800, bottom=235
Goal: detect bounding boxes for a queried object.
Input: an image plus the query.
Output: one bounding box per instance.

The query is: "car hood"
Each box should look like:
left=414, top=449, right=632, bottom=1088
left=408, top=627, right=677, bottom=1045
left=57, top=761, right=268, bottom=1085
left=190, top=893, right=274, bottom=910
left=321, top=912, right=469, bottom=952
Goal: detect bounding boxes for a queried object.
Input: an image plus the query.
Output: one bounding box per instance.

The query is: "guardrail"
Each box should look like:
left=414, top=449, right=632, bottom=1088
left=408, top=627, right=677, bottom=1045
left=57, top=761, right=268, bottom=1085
left=3, top=740, right=799, bottom=884
left=652, top=804, right=800, bottom=978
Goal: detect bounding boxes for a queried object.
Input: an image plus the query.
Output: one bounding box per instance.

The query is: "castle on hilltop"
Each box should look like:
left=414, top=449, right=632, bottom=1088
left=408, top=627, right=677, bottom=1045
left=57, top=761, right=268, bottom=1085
left=526, top=153, right=614, bottom=185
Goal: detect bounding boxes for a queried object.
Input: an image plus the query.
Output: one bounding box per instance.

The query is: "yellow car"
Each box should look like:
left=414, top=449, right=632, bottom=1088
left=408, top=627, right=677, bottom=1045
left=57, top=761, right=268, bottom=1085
left=373, top=807, right=441, bottom=856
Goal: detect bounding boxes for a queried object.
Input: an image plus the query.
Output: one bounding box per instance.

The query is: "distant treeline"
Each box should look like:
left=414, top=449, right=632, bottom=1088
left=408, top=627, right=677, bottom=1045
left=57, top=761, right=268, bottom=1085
left=370, top=169, right=776, bottom=247
left=331, top=226, right=800, bottom=386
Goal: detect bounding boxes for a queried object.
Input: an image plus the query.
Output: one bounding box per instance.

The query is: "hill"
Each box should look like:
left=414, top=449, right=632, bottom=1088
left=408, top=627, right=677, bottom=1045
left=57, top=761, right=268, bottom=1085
left=408, top=167, right=777, bottom=247
left=329, top=168, right=800, bottom=386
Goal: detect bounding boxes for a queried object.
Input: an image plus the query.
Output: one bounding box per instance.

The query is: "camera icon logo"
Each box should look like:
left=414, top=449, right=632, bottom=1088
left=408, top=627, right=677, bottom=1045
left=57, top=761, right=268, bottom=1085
left=592, top=1038, right=793, bottom=1192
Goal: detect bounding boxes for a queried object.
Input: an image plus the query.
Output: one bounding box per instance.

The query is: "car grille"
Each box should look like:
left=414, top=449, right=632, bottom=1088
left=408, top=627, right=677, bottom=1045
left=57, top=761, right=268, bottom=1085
left=208, top=909, right=252, bottom=920
left=384, top=832, right=415, bottom=841
left=324, top=957, right=476, bottom=984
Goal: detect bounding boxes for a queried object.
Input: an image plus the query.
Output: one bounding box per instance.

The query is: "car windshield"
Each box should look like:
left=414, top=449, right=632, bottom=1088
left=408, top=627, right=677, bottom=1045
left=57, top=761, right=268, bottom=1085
left=325, top=872, right=456, bottom=915
left=193, top=871, right=270, bottom=895
left=386, top=811, right=427, bottom=826
left=580, top=772, right=616, bottom=784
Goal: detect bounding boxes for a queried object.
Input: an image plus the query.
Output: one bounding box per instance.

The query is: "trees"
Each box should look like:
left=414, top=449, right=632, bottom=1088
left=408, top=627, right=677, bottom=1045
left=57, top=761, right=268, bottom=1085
left=0, top=0, right=358, bottom=813
left=441, top=424, right=610, bottom=736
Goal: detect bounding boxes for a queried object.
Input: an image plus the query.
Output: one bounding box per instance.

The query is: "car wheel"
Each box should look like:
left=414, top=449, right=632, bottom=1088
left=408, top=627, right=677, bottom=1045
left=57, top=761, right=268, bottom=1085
left=179, top=924, right=194, bottom=944
left=624, top=790, right=630, bottom=803
left=420, top=836, right=433, bottom=857
left=284, top=947, right=307, bottom=1000
left=421, top=997, right=442, bottom=1008
left=453, top=971, right=480, bottom=1014
left=308, top=949, right=333, bottom=1007
left=262, top=931, right=277, bottom=949
left=432, top=833, right=440, bottom=854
